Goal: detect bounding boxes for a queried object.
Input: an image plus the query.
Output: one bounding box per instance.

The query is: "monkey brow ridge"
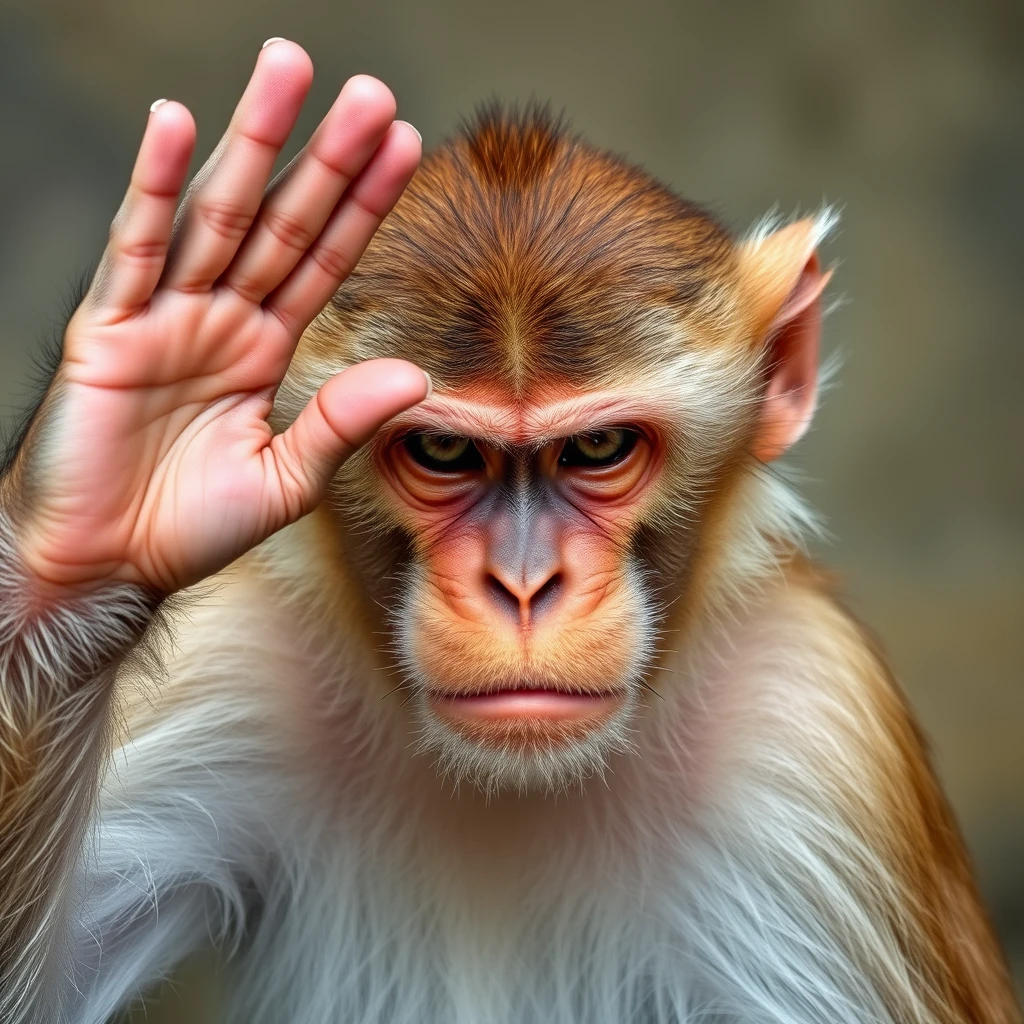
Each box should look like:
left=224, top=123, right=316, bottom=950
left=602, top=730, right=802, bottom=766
left=387, top=390, right=679, bottom=448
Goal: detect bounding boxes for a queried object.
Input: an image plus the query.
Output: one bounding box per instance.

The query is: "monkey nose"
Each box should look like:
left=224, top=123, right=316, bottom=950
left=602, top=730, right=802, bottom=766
left=484, top=566, right=564, bottom=628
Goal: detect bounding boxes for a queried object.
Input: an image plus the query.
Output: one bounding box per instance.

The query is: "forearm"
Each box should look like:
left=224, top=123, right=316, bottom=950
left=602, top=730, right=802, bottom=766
left=0, top=502, right=159, bottom=1020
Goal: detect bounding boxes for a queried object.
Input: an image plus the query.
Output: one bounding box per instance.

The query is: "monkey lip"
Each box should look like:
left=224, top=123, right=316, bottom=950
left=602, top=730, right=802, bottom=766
left=428, top=687, right=623, bottom=723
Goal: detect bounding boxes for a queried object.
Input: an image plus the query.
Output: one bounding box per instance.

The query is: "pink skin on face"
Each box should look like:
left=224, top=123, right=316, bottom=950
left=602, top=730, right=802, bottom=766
left=377, top=388, right=663, bottom=737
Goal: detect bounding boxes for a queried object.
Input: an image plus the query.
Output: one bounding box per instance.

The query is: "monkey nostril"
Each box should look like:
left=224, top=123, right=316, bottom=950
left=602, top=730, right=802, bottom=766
left=529, top=572, right=563, bottom=618
left=485, top=573, right=521, bottom=621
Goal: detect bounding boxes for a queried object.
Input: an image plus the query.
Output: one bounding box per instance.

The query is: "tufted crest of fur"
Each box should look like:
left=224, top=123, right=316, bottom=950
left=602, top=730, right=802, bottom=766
left=291, top=104, right=740, bottom=399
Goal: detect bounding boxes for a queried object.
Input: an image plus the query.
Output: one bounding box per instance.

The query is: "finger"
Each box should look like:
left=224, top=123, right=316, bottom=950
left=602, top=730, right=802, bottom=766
left=88, top=101, right=196, bottom=315
left=221, top=75, right=397, bottom=303
left=264, top=120, right=421, bottom=334
left=268, top=358, right=430, bottom=514
left=161, top=39, right=314, bottom=292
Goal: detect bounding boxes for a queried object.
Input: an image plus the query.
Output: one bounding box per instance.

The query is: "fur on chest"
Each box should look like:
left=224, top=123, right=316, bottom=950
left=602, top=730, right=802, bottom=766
left=95, top=591, right=919, bottom=1024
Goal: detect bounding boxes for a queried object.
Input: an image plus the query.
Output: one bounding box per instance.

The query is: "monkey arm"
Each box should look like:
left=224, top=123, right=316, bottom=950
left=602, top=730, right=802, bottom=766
left=0, top=500, right=265, bottom=1023
left=0, top=41, right=428, bottom=1020
left=0, top=506, right=163, bottom=1021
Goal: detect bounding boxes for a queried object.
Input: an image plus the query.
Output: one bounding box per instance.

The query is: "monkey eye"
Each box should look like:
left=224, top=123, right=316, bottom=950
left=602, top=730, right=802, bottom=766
left=405, top=432, right=485, bottom=473
left=559, top=428, right=639, bottom=468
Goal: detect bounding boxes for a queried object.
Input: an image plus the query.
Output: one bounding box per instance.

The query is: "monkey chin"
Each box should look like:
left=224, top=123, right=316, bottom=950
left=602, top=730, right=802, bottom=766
left=409, top=685, right=639, bottom=796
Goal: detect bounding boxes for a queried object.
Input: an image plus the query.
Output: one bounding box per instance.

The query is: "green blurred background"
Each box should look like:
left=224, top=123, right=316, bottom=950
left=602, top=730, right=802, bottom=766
left=0, top=0, right=1021, bottom=1016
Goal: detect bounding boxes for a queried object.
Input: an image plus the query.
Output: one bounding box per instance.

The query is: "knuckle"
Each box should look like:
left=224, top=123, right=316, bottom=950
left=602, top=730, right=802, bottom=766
left=263, top=208, right=318, bottom=253
left=195, top=198, right=253, bottom=240
left=347, top=190, right=389, bottom=224
left=314, top=386, right=360, bottom=453
left=116, top=238, right=169, bottom=267
left=107, top=205, right=130, bottom=243
left=311, top=242, right=356, bottom=284
left=304, top=148, right=358, bottom=191
left=228, top=277, right=267, bottom=304
left=266, top=304, right=300, bottom=336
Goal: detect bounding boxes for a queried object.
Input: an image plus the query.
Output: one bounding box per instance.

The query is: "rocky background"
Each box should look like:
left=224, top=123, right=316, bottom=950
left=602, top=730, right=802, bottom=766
left=0, top=0, right=1020, bottom=1016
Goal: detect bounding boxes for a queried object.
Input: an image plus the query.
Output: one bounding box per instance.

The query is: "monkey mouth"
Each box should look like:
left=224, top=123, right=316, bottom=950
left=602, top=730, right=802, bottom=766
left=415, top=680, right=636, bottom=788
left=426, top=684, right=625, bottom=728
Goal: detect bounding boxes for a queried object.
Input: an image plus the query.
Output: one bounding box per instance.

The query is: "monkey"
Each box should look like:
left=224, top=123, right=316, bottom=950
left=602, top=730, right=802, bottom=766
left=0, top=39, right=1019, bottom=1024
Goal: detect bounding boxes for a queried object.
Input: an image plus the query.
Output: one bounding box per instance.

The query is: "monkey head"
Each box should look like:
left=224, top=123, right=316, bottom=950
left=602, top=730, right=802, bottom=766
left=275, top=107, right=831, bottom=794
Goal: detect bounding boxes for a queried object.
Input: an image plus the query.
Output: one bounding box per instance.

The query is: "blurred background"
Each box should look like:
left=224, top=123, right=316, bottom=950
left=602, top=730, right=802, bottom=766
left=0, top=0, right=1020, bottom=1016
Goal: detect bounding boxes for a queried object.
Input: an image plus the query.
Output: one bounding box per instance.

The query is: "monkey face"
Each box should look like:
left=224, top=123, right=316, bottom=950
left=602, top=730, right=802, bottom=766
left=270, top=109, right=797, bottom=793
left=364, top=400, right=668, bottom=793
left=304, top=362, right=756, bottom=796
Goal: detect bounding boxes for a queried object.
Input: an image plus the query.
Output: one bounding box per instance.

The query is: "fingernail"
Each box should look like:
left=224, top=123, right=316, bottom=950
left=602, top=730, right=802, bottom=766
left=262, top=36, right=287, bottom=49
left=422, top=371, right=433, bottom=398
left=398, top=120, right=422, bottom=144
left=149, top=98, right=168, bottom=113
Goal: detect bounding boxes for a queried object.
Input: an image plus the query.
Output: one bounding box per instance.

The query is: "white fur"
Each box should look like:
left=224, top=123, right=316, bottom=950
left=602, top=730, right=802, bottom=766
left=743, top=206, right=840, bottom=254
left=50, top=462, right=934, bottom=1024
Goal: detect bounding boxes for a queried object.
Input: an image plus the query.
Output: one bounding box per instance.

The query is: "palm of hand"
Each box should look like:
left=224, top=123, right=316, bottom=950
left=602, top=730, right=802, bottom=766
left=45, top=294, right=292, bottom=592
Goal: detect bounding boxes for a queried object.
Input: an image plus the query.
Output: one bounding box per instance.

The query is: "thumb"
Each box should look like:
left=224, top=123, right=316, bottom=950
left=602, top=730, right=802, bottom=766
left=269, top=358, right=429, bottom=514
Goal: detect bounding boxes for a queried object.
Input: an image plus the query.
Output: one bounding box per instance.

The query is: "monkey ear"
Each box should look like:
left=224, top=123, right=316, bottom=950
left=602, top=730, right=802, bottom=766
left=738, top=218, right=833, bottom=462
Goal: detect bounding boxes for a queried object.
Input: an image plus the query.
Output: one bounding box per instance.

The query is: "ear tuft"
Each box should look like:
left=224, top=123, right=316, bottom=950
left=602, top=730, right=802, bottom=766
left=738, top=208, right=837, bottom=338
left=743, top=205, right=839, bottom=255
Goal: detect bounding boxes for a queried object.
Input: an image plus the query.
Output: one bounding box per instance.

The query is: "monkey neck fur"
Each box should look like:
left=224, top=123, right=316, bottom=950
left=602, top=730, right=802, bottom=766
left=104, top=468, right=956, bottom=1024
left=124, top=467, right=810, bottom=859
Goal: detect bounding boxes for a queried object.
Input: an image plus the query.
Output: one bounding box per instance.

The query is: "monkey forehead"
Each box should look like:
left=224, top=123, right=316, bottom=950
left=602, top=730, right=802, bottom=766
left=310, top=105, right=745, bottom=393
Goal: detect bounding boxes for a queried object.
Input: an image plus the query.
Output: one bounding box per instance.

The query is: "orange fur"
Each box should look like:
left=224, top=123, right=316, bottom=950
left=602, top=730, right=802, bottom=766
left=1, top=105, right=1016, bottom=1023
left=779, top=562, right=1018, bottom=1022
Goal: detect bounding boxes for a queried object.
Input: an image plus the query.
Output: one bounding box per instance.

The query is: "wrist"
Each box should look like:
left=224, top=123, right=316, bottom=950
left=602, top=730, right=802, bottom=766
left=0, top=508, right=160, bottom=687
